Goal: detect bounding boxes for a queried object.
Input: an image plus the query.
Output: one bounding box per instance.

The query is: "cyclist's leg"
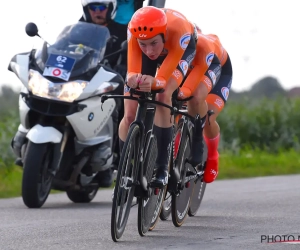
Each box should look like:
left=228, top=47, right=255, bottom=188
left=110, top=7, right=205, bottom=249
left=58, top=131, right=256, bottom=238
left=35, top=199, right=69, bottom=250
left=152, top=36, right=197, bottom=186
left=185, top=62, right=221, bottom=166
left=151, top=77, right=178, bottom=186
left=203, top=55, right=233, bottom=183
left=118, top=89, right=138, bottom=149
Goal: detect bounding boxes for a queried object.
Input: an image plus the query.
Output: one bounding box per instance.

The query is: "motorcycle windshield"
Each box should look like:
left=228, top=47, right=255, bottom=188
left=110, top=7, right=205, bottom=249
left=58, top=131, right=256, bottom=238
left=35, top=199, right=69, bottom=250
left=34, top=21, right=110, bottom=80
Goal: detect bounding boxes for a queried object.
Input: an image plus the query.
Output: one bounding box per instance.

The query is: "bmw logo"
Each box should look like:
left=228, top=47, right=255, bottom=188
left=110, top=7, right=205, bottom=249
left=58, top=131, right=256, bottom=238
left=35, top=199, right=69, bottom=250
left=88, top=113, right=94, bottom=121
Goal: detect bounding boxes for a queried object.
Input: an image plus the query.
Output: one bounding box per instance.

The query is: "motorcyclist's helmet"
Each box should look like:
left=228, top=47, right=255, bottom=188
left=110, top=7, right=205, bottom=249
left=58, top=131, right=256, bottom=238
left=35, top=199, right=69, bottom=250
left=81, top=0, right=117, bottom=23
left=128, top=6, right=167, bottom=40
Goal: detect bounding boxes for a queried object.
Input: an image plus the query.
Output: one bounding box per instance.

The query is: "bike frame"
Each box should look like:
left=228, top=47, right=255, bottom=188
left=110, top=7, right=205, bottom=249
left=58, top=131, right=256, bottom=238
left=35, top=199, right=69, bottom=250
left=101, top=88, right=196, bottom=191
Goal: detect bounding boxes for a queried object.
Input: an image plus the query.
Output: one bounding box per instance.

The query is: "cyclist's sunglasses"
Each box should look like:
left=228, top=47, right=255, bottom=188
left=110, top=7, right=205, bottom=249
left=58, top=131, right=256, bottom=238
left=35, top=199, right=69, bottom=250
left=88, top=4, right=108, bottom=11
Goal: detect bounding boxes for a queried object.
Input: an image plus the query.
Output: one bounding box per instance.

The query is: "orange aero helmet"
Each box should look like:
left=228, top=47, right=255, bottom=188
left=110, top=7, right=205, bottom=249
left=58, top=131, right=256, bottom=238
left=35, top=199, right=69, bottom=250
left=128, top=6, right=167, bottom=40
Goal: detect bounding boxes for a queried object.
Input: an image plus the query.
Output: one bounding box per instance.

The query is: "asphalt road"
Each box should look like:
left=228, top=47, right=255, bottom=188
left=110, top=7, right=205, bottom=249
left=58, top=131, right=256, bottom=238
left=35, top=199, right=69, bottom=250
left=0, top=174, right=300, bottom=250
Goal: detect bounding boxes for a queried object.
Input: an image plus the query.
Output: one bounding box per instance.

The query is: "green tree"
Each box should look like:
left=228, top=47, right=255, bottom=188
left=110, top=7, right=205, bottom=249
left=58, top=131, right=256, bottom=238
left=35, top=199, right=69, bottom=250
left=249, top=76, right=286, bottom=98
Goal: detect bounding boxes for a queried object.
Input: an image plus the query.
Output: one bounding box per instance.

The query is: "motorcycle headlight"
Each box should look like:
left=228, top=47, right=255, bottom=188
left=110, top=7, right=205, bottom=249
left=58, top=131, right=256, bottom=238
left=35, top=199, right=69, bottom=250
left=28, top=70, right=88, bottom=102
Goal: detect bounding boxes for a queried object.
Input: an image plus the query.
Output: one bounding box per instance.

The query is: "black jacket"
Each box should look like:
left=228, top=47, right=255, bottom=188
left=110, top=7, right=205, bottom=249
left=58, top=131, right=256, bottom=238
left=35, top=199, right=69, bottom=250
left=79, top=16, right=127, bottom=70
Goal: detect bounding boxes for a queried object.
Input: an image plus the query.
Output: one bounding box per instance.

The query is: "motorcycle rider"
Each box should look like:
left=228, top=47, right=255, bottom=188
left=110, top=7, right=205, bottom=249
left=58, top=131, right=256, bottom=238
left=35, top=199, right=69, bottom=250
left=80, top=0, right=145, bottom=77
left=79, top=0, right=145, bottom=185
left=80, top=0, right=124, bottom=187
left=81, top=0, right=123, bottom=76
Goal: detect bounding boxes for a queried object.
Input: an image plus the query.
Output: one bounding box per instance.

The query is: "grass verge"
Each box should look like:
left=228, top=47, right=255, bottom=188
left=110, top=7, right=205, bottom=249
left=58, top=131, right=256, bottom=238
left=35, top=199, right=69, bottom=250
left=0, top=149, right=299, bottom=199
left=0, top=166, right=22, bottom=199
left=218, top=148, right=300, bottom=179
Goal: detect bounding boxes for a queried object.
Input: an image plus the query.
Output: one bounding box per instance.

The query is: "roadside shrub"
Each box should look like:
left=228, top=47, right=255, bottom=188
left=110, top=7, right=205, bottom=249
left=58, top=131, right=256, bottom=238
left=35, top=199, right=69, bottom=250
left=218, top=96, right=300, bottom=153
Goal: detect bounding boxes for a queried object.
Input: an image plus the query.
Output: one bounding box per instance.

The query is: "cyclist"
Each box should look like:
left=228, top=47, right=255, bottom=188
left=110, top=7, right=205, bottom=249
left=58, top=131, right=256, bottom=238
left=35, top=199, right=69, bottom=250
left=177, top=25, right=233, bottom=183
left=119, top=6, right=200, bottom=187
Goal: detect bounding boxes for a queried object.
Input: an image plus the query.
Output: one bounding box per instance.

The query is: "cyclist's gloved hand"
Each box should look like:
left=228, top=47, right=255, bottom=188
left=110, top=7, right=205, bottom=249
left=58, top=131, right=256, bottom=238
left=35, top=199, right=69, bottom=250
left=137, top=75, right=154, bottom=92
left=127, top=73, right=142, bottom=89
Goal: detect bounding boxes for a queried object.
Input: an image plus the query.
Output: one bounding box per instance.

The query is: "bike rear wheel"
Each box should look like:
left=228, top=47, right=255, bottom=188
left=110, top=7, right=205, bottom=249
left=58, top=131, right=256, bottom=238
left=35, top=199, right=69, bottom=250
left=159, top=190, right=172, bottom=221
left=148, top=186, right=166, bottom=231
left=188, top=180, right=207, bottom=217
left=171, top=121, right=194, bottom=227
left=111, top=124, right=140, bottom=242
left=188, top=141, right=208, bottom=217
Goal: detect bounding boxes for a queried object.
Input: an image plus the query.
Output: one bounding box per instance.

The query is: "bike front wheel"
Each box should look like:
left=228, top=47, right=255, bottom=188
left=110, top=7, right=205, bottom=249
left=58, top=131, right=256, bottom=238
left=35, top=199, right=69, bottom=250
left=111, top=124, right=140, bottom=242
left=137, top=134, right=164, bottom=235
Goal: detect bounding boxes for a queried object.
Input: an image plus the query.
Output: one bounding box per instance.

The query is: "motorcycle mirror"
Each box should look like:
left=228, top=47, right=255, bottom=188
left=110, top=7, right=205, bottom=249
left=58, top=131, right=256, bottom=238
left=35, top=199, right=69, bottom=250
left=25, top=22, right=39, bottom=37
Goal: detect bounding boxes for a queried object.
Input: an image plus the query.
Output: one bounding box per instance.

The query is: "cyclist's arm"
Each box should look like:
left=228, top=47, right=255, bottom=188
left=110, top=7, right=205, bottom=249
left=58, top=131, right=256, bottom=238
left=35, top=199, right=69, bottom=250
left=181, top=35, right=214, bottom=95
left=153, top=20, right=194, bottom=90
left=126, top=29, right=142, bottom=81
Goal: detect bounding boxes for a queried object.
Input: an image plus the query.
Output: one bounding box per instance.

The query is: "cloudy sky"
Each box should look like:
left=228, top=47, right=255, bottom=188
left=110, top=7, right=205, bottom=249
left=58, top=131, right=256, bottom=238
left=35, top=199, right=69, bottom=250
left=1, top=0, right=299, bottom=92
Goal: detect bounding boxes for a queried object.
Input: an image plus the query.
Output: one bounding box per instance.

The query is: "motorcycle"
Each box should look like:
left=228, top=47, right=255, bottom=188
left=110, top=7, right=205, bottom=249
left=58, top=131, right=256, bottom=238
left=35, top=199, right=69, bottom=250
left=8, top=21, right=126, bottom=208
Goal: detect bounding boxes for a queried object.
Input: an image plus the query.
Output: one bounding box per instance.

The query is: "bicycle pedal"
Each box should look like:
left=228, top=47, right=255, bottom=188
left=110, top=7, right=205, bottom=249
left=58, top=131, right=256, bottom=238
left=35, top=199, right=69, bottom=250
left=194, top=163, right=205, bottom=172
left=196, top=170, right=205, bottom=176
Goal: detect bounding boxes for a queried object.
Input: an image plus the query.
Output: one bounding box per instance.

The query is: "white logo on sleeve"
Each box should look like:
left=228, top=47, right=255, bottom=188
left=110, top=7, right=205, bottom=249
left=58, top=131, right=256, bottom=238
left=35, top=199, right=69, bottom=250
left=208, top=70, right=216, bottom=84
left=221, top=87, right=230, bottom=100
left=179, top=33, right=191, bottom=50
left=172, top=69, right=181, bottom=79
left=205, top=52, right=214, bottom=66
left=179, top=60, right=189, bottom=75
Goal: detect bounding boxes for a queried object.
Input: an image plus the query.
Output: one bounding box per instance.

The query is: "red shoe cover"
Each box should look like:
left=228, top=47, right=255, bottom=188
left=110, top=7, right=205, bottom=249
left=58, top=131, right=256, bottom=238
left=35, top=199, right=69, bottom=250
left=203, top=154, right=219, bottom=183
left=203, top=133, right=220, bottom=183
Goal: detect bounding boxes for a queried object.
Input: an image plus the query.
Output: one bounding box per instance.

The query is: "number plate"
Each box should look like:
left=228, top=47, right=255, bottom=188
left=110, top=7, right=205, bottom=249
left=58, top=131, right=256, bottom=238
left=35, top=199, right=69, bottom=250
left=43, top=54, right=76, bottom=81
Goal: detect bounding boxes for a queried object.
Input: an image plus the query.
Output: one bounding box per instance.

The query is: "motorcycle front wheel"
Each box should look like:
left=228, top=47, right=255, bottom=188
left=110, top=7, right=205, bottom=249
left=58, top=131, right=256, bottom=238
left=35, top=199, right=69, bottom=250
left=22, top=141, right=54, bottom=208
